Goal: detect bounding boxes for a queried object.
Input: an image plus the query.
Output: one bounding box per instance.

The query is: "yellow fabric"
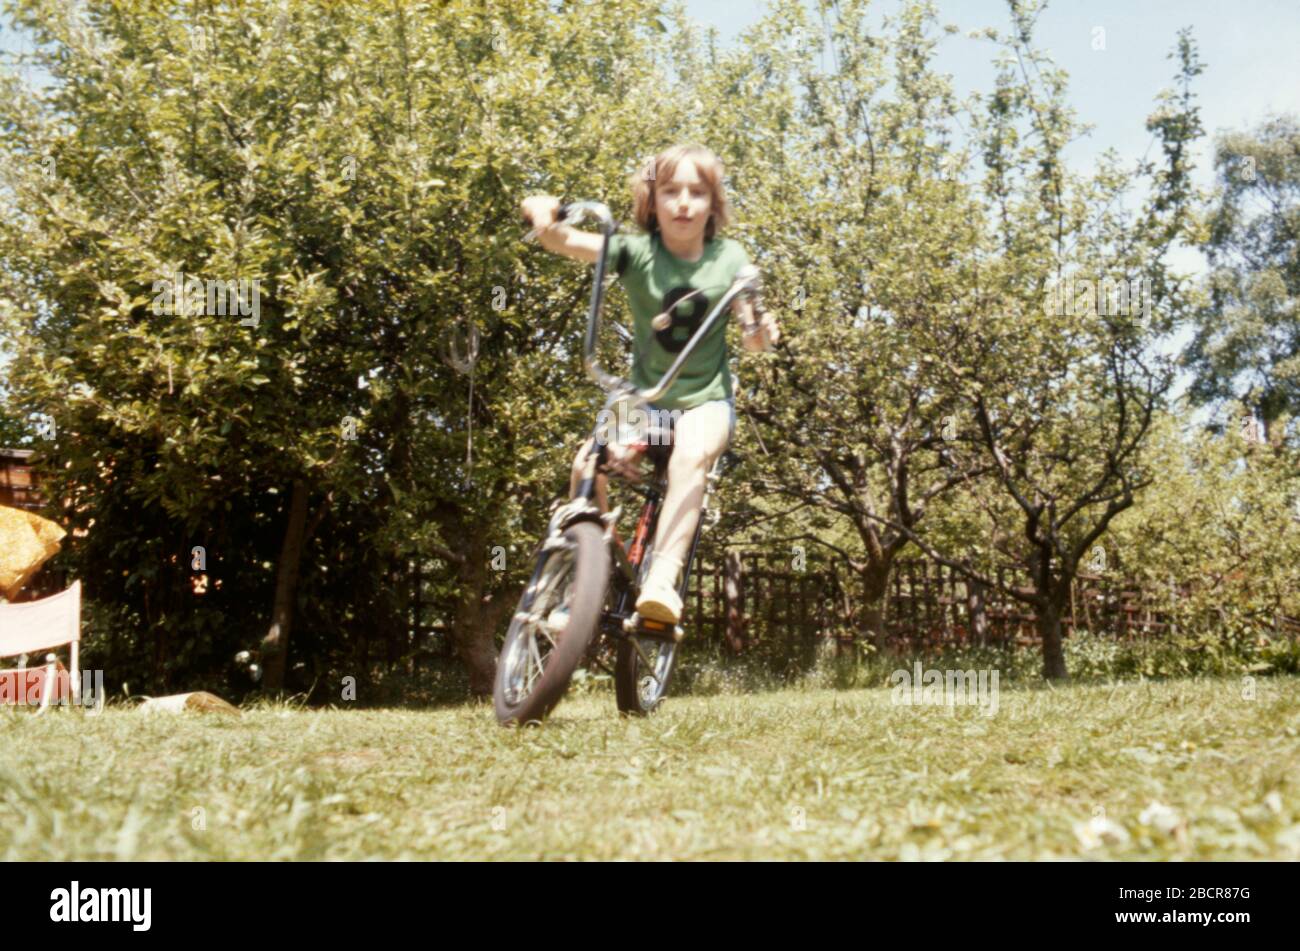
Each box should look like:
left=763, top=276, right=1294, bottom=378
left=0, top=505, right=66, bottom=600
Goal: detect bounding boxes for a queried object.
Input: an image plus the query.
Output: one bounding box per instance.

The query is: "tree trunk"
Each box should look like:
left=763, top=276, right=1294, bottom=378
left=723, top=550, right=746, bottom=653
left=451, top=540, right=498, bottom=696
left=1038, top=594, right=1069, bottom=680
left=966, top=578, right=989, bottom=646
left=384, top=565, right=404, bottom=671
left=260, top=479, right=310, bottom=691
left=859, top=558, right=894, bottom=652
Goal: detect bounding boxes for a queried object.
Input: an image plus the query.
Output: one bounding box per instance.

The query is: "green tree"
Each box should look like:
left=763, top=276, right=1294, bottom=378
left=1110, top=402, right=1300, bottom=640
left=696, top=0, right=993, bottom=648
left=1184, top=115, right=1300, bottom=437
left=0, top=0, right=683, bottom=693
left=870, top=11, right=1203, bottom=678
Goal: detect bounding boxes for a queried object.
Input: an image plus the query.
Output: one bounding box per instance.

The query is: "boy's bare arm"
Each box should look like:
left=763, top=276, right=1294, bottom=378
left=521, top=194, right=604, bottom=263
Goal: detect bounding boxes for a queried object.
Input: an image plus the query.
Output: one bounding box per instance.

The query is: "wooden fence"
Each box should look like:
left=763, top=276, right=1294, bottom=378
left=405, top=550, right=1222, bottom=664
left=680, top=551, right=1206, bottom=655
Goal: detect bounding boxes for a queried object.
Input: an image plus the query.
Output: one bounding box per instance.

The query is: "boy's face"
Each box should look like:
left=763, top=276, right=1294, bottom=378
left=655, top=159, right=712, bottom=243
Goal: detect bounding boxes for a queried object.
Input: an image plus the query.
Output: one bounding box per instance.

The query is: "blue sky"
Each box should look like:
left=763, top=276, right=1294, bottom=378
left=682, top=0, right=1300, bottom=197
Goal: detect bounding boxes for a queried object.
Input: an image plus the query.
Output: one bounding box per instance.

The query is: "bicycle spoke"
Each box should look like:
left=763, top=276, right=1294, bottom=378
left=631, top=637, right=662, bottom=683
left=515, top=550, right=574, bottom=696
left=533, top=571, right=565, bottom=608
left=526, top=632, right=545, bottom=692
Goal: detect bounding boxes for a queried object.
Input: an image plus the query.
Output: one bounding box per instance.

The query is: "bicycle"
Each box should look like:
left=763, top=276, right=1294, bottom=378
left=493, top=200, right=764, bottom=725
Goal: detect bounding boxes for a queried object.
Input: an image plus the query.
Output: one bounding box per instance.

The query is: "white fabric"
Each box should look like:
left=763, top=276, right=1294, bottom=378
left=0, top=581, right=82, bottom=656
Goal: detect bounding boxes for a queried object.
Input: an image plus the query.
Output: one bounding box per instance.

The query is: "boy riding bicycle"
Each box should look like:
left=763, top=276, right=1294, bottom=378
left=522, top=143, right=780, bottom=626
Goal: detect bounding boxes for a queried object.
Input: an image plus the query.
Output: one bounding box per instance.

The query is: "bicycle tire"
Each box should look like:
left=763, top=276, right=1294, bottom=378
left=494, top=521, right=609, bottom=725
left=614, top=633, right=679, bottom=716
left=614, top=544, right=680, bottom=715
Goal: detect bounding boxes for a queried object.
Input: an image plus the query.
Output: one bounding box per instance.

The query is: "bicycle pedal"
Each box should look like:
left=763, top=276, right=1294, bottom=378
left=623, top=612, right=685, bottom=642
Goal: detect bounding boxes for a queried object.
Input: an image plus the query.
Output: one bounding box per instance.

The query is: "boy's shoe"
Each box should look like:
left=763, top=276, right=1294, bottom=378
left=636, top=553, right=684, bottom=624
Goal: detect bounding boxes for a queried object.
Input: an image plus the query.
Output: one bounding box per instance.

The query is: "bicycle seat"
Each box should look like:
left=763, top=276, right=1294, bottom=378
left=626, top=437, right=741, bottom=472
left=630, top=423, right=675, bottom=459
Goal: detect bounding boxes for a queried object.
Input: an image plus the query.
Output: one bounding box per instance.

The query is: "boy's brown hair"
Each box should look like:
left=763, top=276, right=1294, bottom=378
left=628, top=144, right=731, bottom=239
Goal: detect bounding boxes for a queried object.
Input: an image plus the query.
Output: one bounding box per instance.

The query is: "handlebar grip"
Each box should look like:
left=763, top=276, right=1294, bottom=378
left=522, top=202, right=568, bottom=230
left=522, top=203, right=569, bottom=244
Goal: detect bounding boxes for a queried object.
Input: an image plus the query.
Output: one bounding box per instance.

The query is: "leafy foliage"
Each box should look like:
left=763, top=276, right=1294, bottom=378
left=1184, top=115, right=1300, bottom=434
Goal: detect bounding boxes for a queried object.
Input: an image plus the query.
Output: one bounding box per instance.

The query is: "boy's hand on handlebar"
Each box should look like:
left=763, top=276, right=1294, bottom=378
left=755, top=311, right=781, bottom=347
left=736, top=296, right=781, bottom=352
left=521, top=194, right=561, bottom=235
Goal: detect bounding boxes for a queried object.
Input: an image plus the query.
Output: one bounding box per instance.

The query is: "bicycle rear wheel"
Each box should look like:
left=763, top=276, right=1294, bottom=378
left=494, top=521, right=609, bottom=725
left=614, top=545, right=680, bottom=715
left=615, top=630, right=679, bottom=715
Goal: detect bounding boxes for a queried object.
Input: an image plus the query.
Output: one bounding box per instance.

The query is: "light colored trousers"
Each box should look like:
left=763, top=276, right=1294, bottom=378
left=569, top=397, right=735, bottom=565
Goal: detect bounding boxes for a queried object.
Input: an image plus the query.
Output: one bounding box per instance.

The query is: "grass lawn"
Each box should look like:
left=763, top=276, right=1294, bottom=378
left=2, top=675, right=1297, bottom=860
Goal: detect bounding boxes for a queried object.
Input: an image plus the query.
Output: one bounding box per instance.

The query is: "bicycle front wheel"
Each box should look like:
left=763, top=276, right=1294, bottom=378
left=494, top=521, right=609, bottom=725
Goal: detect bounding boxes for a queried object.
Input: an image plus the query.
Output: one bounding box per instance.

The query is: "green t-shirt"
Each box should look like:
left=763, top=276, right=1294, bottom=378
left=606, top=230, right=751, bottom=411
